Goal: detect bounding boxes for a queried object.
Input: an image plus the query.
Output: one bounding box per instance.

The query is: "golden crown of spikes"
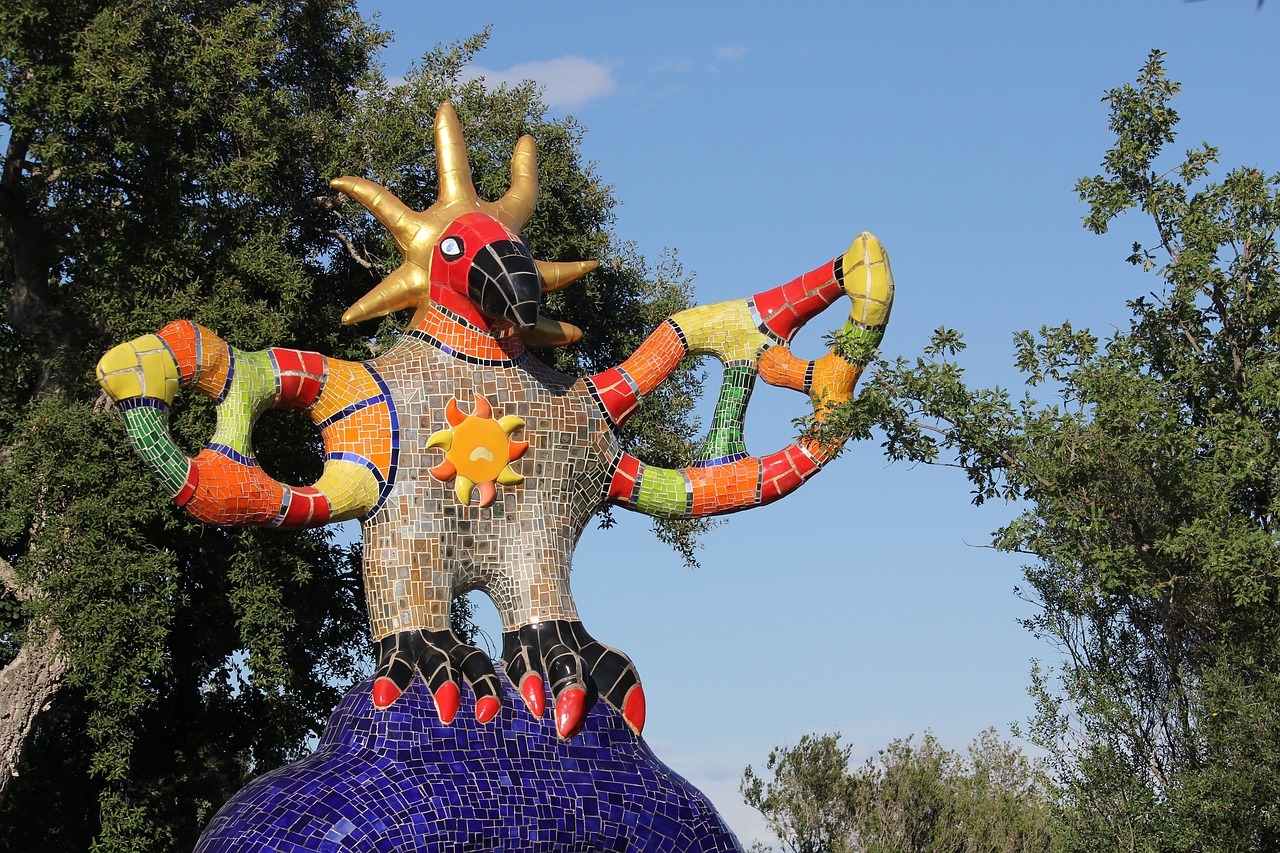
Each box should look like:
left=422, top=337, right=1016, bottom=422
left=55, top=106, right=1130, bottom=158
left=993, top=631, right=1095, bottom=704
left=330, top=102, right=596, bottom=347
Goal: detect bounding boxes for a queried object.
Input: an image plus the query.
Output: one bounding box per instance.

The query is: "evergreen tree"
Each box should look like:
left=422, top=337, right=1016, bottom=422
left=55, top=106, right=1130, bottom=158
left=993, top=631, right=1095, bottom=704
left=0, top=4, right=700, bottom=848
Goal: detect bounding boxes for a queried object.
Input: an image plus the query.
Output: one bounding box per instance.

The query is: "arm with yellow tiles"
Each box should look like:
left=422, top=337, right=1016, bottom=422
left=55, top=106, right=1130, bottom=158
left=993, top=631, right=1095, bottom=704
left=594, top=232, right=894, bottom=519
left=96, top=320, right=394, bottom=529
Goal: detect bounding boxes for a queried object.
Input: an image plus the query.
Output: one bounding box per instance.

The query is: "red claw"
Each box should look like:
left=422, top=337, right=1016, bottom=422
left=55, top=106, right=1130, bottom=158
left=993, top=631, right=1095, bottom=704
left=622, top=684, right=646, bottom=734
left=475, top=695, right=501, bottom=724
left=555, top=688, right=586, bottom=739
left=434, top=681, right=460, bottom=724
left=520, top=673, right=546, bottom=717
left=372, top=677, right=403, bottom=709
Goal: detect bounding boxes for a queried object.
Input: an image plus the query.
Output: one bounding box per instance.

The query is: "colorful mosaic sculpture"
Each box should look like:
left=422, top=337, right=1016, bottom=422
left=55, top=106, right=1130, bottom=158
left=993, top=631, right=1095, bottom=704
left=98, top=102, right=894, bottom=744
left=195, top=667, right=742, bottom=851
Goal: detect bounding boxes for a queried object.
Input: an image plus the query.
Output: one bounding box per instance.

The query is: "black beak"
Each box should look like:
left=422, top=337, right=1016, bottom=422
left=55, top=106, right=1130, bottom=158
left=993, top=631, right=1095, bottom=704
left=468, top=239, right=542, bottom=330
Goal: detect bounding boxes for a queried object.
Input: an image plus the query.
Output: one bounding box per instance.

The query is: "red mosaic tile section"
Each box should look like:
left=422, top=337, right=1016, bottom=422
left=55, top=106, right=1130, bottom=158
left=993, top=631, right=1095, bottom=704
left=278, top=486, right=332, bottom=529
left=174, top=459, right=199, bottom=507
left=759, top=444, right=821, bottom=504
left=270, top=348, right=327, bottom=409
left=588, top=368, right=640, bottom=426
left=752, top=258, right=843, bottom=342
left=606, top=453, right=642, bottom=504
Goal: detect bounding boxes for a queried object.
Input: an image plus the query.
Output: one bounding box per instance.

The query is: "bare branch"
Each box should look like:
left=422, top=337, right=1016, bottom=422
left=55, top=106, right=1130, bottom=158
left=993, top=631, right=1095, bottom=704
left=328, top=229, right=376, bottom=271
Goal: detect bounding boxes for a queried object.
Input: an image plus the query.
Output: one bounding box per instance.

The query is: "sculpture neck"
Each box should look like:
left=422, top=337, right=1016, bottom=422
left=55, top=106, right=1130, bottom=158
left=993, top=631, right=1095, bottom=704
left=409, top=304, right=525, bottom=363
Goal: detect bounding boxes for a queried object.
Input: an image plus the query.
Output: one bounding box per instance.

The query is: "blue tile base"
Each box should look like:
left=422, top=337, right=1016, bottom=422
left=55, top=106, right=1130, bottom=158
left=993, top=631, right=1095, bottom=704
left=196, top=668, right=743, bottom=852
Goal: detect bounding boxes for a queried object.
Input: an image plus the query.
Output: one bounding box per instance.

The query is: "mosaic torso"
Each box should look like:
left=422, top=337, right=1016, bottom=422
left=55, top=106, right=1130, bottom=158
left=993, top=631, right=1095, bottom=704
left=362, top=330, right=613, bottom=637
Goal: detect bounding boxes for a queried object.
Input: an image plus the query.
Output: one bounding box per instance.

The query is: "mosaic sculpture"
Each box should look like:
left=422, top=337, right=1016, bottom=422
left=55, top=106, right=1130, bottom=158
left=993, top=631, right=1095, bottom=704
left=97, top=103, right=893, bottom=746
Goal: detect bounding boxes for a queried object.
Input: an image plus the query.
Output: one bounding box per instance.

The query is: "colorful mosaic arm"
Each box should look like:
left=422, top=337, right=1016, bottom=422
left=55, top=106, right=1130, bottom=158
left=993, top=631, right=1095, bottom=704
left=97, top=320, right=394, bottom=528
left=595, top=232, right=893, bottom=518
left=97, top=102, right=894, bottom=751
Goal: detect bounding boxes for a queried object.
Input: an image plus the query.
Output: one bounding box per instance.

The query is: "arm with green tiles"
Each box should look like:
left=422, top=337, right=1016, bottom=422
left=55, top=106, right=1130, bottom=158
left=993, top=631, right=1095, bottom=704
left=602, top=232, right=895, bottom=520
left=96, top=320, right=387, bottom=530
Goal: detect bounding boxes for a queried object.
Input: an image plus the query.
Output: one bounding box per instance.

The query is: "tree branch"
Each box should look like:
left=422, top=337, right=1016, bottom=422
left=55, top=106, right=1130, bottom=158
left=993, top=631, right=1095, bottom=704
left=327, top=229, right=376, bottom=270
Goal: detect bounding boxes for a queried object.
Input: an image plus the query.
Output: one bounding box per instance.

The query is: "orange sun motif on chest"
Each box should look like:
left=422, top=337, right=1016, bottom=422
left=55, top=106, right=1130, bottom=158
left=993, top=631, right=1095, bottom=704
left=426, top=394, right=528, bottom=507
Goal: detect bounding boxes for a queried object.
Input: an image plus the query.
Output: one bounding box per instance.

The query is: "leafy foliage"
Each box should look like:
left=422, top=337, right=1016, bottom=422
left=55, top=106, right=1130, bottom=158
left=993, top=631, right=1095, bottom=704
left=0, top=4, right=702, bottom=849
left=741, top=730, right=1051, bottom=852
left=816, top=50, right=1280, bottom=849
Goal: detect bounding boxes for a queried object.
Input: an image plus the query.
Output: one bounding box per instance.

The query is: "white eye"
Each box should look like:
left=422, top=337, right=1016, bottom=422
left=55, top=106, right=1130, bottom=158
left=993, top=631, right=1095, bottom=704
left=440, top=237, right=464, bottom=261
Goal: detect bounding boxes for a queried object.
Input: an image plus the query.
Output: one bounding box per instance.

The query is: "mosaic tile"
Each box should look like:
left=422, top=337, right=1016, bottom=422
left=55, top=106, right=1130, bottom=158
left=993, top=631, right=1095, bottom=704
left=196, top=671, right=742, bottom=853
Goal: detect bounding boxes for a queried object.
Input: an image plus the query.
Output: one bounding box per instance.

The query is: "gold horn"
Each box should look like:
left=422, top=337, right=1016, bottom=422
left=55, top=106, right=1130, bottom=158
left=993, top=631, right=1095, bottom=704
left=434, top=101, right=479, bottom=206
left=519, top=315, right=583, bottom=348
left=330, top=176, right=430, bottom=256
left=487, top=135, right=538, bottom=231
left=340, top=263, right=430, bottom=326
left=537, top=259, right=598, bottom=293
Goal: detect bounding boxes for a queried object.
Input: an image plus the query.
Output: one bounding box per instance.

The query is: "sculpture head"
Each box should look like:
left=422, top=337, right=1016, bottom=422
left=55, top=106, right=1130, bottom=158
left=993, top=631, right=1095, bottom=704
left=331, top=102, right=595, bottom=346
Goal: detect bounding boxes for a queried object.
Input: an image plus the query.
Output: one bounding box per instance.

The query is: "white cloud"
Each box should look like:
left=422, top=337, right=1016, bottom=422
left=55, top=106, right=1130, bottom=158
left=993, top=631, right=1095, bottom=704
left=464, top=56, right=618, bottom=110
left=649, top=57, right=700, bottom=74
left=649, top=45, right=748, bottom=79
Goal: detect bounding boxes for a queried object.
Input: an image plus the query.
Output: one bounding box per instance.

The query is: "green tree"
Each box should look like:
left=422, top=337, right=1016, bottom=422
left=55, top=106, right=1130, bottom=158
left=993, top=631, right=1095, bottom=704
left=0, top=5, right=701, bottom=849
left=824, top=50, right=1280, bottom=850
left=742, top=729, right=1051, bottom=852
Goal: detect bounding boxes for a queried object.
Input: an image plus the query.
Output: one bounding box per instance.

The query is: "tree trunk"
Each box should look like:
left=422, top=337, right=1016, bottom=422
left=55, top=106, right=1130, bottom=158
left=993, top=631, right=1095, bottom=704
left=0, top=556, right=67, bottom=807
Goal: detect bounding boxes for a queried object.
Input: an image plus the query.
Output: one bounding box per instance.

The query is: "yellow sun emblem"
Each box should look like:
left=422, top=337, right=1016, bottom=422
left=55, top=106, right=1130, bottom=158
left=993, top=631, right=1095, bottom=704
left=427, top=394, right=528, bottom=507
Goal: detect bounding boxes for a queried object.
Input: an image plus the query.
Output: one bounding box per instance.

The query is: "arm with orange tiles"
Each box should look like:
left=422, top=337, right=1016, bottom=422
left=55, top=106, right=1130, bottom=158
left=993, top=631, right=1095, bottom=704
left=95, top=320, right=394, bottom=529
left=594, top=231, right=894, bottom=519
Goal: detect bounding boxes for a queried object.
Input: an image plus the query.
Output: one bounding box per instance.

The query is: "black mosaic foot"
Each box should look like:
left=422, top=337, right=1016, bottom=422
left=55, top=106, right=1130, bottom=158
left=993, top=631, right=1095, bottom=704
left=371, top=629, right=501, bottom=724
left=502, top=620, right=645, bottom=737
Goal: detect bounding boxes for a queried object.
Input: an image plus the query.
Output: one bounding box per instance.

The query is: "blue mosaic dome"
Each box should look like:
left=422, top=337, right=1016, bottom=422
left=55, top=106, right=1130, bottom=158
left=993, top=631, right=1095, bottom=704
left=196, top=669, right=742, bottom=852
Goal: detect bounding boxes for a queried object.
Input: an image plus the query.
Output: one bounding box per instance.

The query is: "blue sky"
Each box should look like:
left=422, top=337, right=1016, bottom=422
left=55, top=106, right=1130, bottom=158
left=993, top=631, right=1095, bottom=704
left=356, top=1, right=1277, bottom=844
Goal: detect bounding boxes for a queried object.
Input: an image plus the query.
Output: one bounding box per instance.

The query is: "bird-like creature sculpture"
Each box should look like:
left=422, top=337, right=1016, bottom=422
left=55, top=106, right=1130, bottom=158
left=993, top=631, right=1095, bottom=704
left=97, top=102, right=894, bottom=740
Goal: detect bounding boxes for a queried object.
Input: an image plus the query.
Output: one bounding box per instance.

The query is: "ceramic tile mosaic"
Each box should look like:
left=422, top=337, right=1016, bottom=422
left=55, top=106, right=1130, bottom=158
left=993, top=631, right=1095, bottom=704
left=196, top=670, right=742, bottom=852
left=96, top=100, right=895, bottom=847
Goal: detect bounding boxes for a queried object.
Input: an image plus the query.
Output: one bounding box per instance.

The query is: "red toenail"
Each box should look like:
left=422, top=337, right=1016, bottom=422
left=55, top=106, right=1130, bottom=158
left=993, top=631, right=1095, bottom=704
left=475, top=695, right=500, bottom=724
left=521, top=674, right=546, bottom=717
left=434, top=681, right=460, bottom=724
left=372, top=678, right=402, bottom=709
left=556, top=688, right=586, bottom=739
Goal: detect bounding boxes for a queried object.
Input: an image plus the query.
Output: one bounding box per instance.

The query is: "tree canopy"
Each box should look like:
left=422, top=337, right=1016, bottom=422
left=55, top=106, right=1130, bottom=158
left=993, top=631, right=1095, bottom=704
left=0, top=3, right=701, bottom=849
left=802, top=49, right=1280, bottom=850
left=741, top=729, right=1051, bottom=853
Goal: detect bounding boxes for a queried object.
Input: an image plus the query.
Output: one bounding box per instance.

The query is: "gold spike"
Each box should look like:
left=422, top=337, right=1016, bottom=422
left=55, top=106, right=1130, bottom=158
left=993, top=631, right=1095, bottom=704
left=487, top=135, right=538, bottom=231
left=497, top=465, right=525, bottom=486
left=537, top=259, right=598, bottom=293
left=330, top=176, right=423, bottom=255
left=340, top=262, right=430, bottom=326
left=497, top=415, right=524, bottom=434
left=519, top=315, right=583, bottom=348
left=434, top=102, right=479, bottom=207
